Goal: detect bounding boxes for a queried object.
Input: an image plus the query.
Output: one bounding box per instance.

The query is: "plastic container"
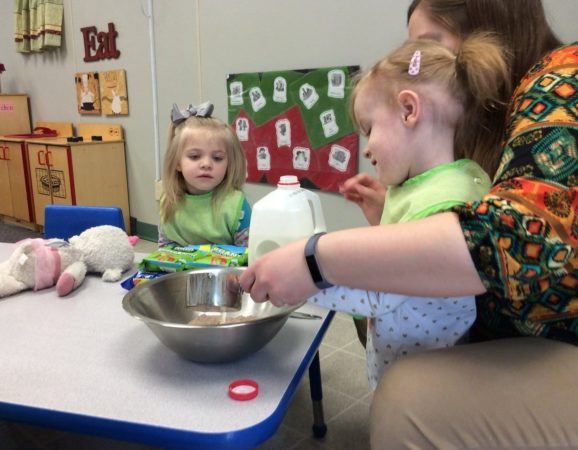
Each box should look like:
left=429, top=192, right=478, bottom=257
left=248, top=175, right=327, bottom=264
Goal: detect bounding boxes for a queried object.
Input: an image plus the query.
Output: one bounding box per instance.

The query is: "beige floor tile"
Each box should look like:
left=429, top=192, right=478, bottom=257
left=320, top=313, right=360, bottom=350
left=51, top=433, right=158, bottom=450
left=318, top=342, right=341, bottom=360
left=256, top=424, right=309, bottom=450
left=342, top=339, right=366, bottom=358
left=134, top=239, right=158, bottom=254
left=0, top=422, right=159, bottom=450
left=288, top=438, right=329, bottom=449
left=321, top=402, right=371, bottom=450
left=361, top=390, right=374, bottom=407
left=317, top=350, right=371, bottom=400
left=281, top=377, right=361, bottom=435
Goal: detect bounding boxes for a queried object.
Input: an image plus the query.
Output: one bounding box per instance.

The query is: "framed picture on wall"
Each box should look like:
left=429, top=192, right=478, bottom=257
left=99, top=69, right=129, bottom=115
left=75, top=71, right=101, bottom=115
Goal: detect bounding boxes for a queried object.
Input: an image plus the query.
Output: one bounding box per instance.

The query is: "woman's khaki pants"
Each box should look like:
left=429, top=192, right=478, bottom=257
left=370, top=337, right=578, bottom=449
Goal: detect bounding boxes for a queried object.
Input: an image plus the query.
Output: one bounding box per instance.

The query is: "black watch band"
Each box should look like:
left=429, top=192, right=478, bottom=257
left=304, top=232, right=333, bottom=289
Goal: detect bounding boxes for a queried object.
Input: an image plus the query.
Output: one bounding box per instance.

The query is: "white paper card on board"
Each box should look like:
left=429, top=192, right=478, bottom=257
left=293, top=147, right=310, bottom=170
left=329, top=144, right=350, bottom=172
left=327, top=69, right=345, bottom=99
left=273, top=77, right=287, bottom=103
left=230, top=81, right=244, bottom=106
left=276, top=118, right=291, bottom=147
left=257, top=146, right=271, bottom=171
left=249, top=87, right=266, bottom=112
left=320, top=109, right=339, bottom=138
left=235, top=117, right=249, bottom=141
left=299, top=83, right=319, bottom=110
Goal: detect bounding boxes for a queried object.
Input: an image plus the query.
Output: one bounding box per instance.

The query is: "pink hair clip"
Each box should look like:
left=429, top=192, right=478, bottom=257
left=408, top=50, right=421, bottom=76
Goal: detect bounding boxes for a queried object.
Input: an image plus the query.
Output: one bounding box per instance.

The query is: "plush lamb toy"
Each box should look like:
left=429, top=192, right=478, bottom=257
left=0, top=225, right=138, bottom=298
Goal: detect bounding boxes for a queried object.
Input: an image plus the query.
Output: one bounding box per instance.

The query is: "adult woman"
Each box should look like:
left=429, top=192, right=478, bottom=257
left=240, top=0, right=578, bottom=447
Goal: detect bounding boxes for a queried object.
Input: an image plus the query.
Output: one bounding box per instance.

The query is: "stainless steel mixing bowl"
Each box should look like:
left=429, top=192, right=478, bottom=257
left=122, top=268, right=303, bottom=363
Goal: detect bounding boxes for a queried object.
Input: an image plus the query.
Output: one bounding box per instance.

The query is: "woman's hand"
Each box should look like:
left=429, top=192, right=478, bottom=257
left=339, top=173, right=386, bottom=225
left=239, top=238, right=319, bottom=307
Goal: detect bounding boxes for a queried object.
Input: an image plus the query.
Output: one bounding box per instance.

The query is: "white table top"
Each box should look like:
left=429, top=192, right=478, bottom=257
left=0, top=243, right=333, bottom=448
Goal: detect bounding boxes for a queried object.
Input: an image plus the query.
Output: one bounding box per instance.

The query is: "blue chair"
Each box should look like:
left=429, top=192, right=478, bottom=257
left=44, top=205, right=125, bottom=240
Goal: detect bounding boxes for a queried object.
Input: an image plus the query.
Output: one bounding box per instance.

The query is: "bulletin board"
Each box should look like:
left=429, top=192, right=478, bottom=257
left=227, top=66, right=359, bottom=192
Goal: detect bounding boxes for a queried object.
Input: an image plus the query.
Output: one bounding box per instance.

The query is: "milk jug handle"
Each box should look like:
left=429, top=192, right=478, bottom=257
left=305, top=190, right=327, bottom=233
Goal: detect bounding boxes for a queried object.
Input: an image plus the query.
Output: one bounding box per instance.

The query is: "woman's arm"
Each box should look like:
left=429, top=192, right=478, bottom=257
left=240, top=212, right=486, bottom=306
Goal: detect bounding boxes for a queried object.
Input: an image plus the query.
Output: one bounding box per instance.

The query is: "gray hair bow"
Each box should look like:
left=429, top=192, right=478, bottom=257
left=171, top=101, right=214, bottom=125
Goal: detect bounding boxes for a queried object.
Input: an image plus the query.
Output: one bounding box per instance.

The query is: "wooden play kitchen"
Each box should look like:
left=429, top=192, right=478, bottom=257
left=0, top=93, right=130, bottom=232
left=25, top=123, right=130, bottom=231
left=0, top=94, right=31, bottom=136
left=0, top=121, right=71, bottom=224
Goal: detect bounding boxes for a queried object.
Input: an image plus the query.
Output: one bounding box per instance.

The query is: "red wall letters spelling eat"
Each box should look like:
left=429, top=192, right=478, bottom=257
left=80, top=23, right=120, bottom=62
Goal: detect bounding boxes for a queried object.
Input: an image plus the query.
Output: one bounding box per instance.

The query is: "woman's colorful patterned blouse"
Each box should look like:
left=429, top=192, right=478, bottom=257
left=454, top=43, right=578, bottom=343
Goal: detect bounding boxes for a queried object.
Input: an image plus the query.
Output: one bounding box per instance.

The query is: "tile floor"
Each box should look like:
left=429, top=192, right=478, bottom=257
left=1, top=238, right=373, bottom=450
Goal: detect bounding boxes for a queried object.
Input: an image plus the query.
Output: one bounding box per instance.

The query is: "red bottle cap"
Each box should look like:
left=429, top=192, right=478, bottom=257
left=228, top=379, right=259, bottom=401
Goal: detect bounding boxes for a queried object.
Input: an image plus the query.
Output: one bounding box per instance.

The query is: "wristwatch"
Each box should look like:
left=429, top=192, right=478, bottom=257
left=304, top=232, right=334, bottom=289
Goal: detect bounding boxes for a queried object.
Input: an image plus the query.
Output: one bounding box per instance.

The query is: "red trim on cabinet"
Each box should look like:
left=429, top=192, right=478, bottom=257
left=21, top=143, right=35, bottom=222
left=66, top=147, right=76, bottom=205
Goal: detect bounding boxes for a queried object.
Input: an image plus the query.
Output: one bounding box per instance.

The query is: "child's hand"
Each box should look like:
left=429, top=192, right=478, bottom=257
left=225, top=273, right=243, bottom=297
left=240, top=239, right=318, bottom=307
left=339, top=173, right=386, bottom=226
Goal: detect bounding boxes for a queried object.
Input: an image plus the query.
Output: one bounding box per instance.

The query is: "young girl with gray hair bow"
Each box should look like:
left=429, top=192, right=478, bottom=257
left=158, top=102, right=251, bottom=247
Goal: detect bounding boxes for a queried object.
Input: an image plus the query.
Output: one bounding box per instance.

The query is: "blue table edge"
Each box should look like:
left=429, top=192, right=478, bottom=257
left=0, top=310, right=335, bottom=449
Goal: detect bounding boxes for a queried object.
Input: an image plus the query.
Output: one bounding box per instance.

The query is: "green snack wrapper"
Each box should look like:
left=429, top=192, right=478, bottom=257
left=139, top=244, right=248, bottom=273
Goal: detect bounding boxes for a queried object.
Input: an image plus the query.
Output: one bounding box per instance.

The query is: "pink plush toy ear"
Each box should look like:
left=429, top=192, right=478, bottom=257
left=128, top=236, right=139, bottom=246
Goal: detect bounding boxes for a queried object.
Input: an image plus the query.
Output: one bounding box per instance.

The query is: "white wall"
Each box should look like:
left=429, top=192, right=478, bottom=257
left=1, top=0, right=576, bottom=235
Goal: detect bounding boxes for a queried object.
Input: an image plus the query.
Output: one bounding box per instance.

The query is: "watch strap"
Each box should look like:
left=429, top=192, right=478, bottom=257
left=304, top=232, right=333, bottom=289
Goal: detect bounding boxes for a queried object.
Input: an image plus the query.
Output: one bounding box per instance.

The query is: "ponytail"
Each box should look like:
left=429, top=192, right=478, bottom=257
left=454, top=32, right=510, bottom=174
left=455, top=32, right=510, bottom=112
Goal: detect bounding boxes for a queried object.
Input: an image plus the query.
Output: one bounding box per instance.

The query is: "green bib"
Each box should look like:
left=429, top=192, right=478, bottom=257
left=161, top=190, right=245, bottom=245
left=381, top=159, right=491, bottom=224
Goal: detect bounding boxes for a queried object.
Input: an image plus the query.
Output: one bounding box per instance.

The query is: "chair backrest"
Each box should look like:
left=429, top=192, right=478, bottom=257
left=44, top=205, right=125, bottom=240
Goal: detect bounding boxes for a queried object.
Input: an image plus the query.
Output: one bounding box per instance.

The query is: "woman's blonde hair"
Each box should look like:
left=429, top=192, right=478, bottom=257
left=160, top=116, right=247, bottom=222
left=351, top=33, right=510, bottom=164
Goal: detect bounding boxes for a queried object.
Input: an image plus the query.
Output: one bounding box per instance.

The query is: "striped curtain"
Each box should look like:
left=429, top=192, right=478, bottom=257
left=14, top=0, right=63, bottom=53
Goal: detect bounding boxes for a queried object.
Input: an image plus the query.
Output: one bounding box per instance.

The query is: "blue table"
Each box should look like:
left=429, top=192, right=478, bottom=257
left=0, top=244, right=334, bottom=448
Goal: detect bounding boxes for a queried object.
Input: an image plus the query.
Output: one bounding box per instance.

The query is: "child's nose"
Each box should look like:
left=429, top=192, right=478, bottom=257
left=363, top=147, right=371, bottom=159
left=200, top=157, right=212, bottom=168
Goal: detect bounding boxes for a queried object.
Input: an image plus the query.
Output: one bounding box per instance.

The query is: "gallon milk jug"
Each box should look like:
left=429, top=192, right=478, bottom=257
left=248, top=175, right=327, bottom=264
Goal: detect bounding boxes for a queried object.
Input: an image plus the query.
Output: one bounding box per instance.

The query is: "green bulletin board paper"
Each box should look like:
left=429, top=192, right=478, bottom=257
left=288, top=67, right=356, bottom=149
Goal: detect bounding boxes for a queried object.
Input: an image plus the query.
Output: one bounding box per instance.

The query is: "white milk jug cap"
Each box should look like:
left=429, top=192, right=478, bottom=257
left=277, top=175, right=300, bottom=187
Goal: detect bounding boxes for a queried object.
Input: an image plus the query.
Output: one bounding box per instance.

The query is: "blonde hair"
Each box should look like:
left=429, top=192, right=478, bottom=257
left=351, top=33, right=510, bottom=166
left=160, top=115, right=247, bottom=222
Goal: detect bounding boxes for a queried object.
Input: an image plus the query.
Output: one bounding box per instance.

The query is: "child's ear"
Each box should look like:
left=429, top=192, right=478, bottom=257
left=397, top=90, right=420, bottom=128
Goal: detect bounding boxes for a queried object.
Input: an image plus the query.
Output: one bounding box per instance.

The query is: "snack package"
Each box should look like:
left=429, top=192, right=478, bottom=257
left=141, top=244, right=248, bottom=272
left=121, top=244, right=248, bottom=290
